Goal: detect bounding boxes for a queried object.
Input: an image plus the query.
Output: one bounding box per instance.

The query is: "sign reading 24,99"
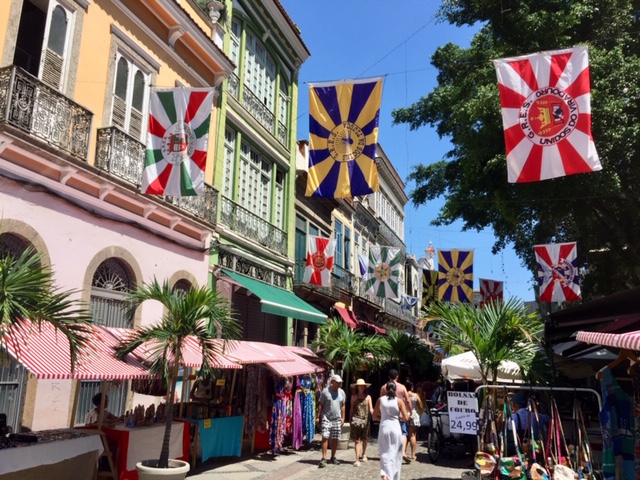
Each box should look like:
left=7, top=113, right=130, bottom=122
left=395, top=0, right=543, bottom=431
left=447, top=391, right=479, bottom=435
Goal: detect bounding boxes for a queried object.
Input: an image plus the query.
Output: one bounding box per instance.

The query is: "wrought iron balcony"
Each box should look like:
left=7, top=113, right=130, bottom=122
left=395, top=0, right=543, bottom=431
left=0, top=65, right=92, bottom=160
left=277, top=121, right=287, bottom=146
left=219, top=195, right=287, bottom=256
left=354, top=276, right=383, bottom=307
left=332, top=264, right=354, bottom=293
left=293, top=259, right=339, bottom=299
left=381, top=298, right=415, bottom=323
left=227, top=73, right=239, bottom=100
left=95, top=126, right=218, bottom=225
left=377, top=220, right=406, bottom=252
left=95, top=126, right=144, bottom=185
left=241, top=85, right=275, bottom=134
left=165, top=183, right=218, bottom=225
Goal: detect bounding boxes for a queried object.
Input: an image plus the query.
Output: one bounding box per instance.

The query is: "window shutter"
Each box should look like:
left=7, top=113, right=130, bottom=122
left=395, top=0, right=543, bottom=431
left=129, top=107, right=143, bottom=140
left=112, top=96, right=127, bottom=130
left=41, top=48, right=63, bottom=89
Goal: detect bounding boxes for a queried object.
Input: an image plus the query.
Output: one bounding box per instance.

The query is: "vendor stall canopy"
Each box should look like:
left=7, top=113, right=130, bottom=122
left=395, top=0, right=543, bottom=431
left=441, top=350, right=523, bottom=383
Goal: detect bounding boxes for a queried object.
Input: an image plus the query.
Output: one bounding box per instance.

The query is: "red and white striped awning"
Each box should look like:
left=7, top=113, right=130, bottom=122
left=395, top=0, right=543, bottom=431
left=3, top=323, right=148, bottom=380
left=222, top=340, right=294, bottom=364
left=576, top=330, right=640, bottom=351
left=265, top=349, right=324, bottom=377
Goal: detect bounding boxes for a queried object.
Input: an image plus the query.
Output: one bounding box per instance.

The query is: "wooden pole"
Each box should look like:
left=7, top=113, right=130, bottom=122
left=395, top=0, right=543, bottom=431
left=229, top=369, right=238, bottom=416
left=69, top=380, right=81, bottom=427
left=179, top=367, right=190, bottom=418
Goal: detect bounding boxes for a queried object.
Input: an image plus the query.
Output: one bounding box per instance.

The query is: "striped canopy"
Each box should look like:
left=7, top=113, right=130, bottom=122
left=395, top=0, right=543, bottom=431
left=575, top=330, right=640, bottom=351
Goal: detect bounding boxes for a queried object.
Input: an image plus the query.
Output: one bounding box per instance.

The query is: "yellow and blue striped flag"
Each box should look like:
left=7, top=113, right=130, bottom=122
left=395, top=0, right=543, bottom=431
left=306, top=77, right=383, bottom=198
left=438, top=249, right=474, bottom=302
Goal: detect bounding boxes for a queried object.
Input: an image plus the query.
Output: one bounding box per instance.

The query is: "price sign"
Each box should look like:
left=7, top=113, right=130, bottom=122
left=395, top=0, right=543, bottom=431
left=447, top=391, right=478, bottom=435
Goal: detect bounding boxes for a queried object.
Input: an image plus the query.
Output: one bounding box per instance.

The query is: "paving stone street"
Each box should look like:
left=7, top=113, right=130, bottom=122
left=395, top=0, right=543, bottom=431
left=189, top=435, right=474, bottom=480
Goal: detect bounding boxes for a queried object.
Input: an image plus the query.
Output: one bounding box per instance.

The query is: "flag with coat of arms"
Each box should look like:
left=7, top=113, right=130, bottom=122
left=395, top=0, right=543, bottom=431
left=479, top=279, right=504, bottom=307
left=303, top=236, right=336, bottom=287
left=493, top=46, right=601, bottom=183
left=534, top=242, right=581, bottom=302
left=438, top=249, right=474, bottom=303
left=142, top=88, right=215, bottom=196
left=366, top=246, right=402, bottom=299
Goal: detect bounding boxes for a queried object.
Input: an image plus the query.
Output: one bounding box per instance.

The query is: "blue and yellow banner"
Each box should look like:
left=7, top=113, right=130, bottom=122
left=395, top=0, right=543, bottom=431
left=438, top=250, right=474, bottom=302
left=306, top=77, right=383, bottom=198
left=422, top=269, right=438, bottom=308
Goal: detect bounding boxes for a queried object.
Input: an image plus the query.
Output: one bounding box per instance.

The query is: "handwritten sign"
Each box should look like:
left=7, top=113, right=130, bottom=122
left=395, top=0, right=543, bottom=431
left=447, top=391, right=478, bottom=435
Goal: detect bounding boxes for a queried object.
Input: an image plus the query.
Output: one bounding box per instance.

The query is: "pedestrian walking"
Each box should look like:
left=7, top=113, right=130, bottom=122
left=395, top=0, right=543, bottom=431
left=374, top=380, right=409, bottom=480
left=380, top=368, right=411, bottom=463
left=405, top=380, right=423, bottom=461
left=350, top=378, right=374, bottom=467
left=316, top=374, right=346, bottom=468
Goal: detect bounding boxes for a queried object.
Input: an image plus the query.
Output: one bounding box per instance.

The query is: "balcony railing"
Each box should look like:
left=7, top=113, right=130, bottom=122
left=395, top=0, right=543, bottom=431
left=332, top=265, right=354, bottom=293
left=277, top=121, right=287, bottom=146
left=377, top=220, right=406, bottom=252
left=95, top=126, right=218, bottom=225
left=0, top=65, right=92, bottom=160
left=95, top=126, right=144, bottom=185
left=354, top=277, right=383, bottom=307
left=241, top=85, right=275, bottom=134
left=227, top=73, right=239, bottom=100
left=219, top=195, right=287, bottom=256
left=165, top=183, right=218, bottom=225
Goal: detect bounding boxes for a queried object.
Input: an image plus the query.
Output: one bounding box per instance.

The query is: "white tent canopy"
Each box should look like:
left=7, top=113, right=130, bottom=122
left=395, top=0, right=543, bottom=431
left=441, top=350, right=524, bottom=383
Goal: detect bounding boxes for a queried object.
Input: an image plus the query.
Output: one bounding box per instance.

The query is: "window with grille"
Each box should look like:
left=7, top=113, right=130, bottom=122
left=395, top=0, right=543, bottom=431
left=274, top=169, right=284, bottom=228
left=244, top=31, right=276, bottom=110
left=278, top=81, right=289, bottom=124
left=239, top=140, right=272, bottom=220
left=223, top=128, right=236, bottom=197
left=90, top=258, right=134, bottom=328
left=111, top=52, right=150, bottom=141
left=74, top=380, right=127, bottom=426
left=334, top=220, right=343, bottom=269
left=230, top=19, right=241, bottom=73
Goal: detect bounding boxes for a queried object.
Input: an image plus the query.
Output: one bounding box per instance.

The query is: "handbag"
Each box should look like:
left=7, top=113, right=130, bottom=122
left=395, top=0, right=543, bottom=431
left=410, top=408, right=421, bottom=426
left=351, top=415, right=367, bottom=428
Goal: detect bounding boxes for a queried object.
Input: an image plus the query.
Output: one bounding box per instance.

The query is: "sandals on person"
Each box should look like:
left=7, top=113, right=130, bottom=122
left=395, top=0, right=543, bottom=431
left=354, top=460, right=361, bottom=467
left=403, top=455, right=412, bottom=463
left=361, top=455, right=368, bottom=463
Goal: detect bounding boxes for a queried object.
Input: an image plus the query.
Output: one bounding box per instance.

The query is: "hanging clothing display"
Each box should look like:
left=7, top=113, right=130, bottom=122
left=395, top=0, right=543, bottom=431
left=298, top=375, right=316, bottom=444
left=598, top=366, right=635, bottom=480
left=292, top=384, right=303, bottom=450
left=270, top=377, right=293, bottom=454
left=244, top=365, right=259, bottom=436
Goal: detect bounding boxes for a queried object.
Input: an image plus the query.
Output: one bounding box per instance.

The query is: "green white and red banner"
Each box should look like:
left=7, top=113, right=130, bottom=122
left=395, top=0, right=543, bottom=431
left=142, top=88, right=214, bottom=196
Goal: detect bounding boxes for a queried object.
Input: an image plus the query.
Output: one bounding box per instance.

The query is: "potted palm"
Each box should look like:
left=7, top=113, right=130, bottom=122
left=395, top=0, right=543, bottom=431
left=115, top=278, right=240, bottom=480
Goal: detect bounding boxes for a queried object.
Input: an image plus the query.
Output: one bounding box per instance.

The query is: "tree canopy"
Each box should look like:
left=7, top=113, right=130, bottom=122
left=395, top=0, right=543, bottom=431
left=392, top=0, right=640, bottom=299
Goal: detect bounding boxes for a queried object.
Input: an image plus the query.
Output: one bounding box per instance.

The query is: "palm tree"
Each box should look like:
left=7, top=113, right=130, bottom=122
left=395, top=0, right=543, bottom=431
left=0, top=247, right=92, bottom=370
left=312, top=319, right=389, bottom=388
left=385, top=329, right=424, bottom=373
left=114, top=278, right=241, bottom=469
left=428, top=298, right=545, bottom=385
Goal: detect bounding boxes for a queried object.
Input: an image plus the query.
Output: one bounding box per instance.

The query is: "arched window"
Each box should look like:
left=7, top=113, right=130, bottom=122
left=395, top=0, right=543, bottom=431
left=90, top=258, right=134, bottom=328
left=0, top=233, right=30, bottom=260
left=172, top=278, right=193, bottom=296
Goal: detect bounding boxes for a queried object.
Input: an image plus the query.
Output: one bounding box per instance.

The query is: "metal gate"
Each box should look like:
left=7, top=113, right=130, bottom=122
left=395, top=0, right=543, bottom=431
left=0, top=360, right=25, bottom=432
left=74, top=380, right=128, bottom=426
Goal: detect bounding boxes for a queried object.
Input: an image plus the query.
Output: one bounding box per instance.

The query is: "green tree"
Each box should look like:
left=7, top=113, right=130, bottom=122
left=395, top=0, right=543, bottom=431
left=115, top=279, right=241, bottom=469
left=429, top=298, right=545, bottom=385
left=384, top=329, right=423, bottom=373
left=392, top=0, right=640, bottom=299
left=0, top=248, right=92, bottom=370
left=312, top=319, right=390, bottom=387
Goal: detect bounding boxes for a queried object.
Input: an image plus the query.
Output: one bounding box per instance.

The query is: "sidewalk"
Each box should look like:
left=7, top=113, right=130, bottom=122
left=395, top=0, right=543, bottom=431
left=188, top=435, right=473, bottom=479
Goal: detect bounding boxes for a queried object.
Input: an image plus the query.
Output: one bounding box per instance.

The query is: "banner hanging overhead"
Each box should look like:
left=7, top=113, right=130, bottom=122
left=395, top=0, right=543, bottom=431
left=438, top=249, right=474, bottom=303
left=143, top=88, right=214, bottom=196
left=303, top=236, right=336, bottom=287
left=479, top=279, right=504, bottom=307
left=493, top=46, right=601, bottom=183
left=366, top=246, right=402, bottom=299
left=306, top=77, right=383, bottom=198
left=534, top=242, right=581, bottom=303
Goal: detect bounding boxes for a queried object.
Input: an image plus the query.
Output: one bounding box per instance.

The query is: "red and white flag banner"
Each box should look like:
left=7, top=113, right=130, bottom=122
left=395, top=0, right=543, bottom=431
left=303, top=236, right=335, bottom=287
left=479, top=278, right=503, bottom=307
left=534, top=242, right=581, bottom=303
left=493, top=46, right=601, bottom=183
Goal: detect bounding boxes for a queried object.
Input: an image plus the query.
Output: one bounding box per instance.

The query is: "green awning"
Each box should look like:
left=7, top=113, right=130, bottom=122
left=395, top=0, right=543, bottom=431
left=221, top=269, right=327, bottom=324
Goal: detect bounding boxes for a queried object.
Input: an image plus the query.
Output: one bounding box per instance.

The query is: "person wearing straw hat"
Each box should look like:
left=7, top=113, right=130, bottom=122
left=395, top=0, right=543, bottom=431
left=349, top=378, right=374, bottom=467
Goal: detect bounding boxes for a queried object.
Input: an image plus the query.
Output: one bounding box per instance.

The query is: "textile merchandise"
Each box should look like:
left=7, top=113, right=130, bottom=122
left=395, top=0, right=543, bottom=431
left=479, top=278, right=504, bottom=307
left=366, top=246, right=402, bottom=299
left=493, top=46, right=601, bottom=183
left=438, top=249, right=474, bottom=302
left=534, top=242, right=581, bottom=302
left=303, top=236, right=336, bottom=287
left=306, top=77, right=383, bottom=198
left=143, top=87, right=214, bottom=196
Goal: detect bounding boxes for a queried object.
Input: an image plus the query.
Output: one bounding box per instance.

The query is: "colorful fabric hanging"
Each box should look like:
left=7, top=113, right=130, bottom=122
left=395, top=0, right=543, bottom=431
left=143, top=88, right=214, bottom=196
left=365, top=246, right=402, bottom=299
left=493, top=46, right=601, bottom=183
left=303, top=236, right=335, bottom=287
left=479, top=278, right=503, bottom=307
left=534, top=242, right=581, bottom=302
left=299, top=375, right=316, bottom=443
left=437, top=249, right=474, bottom=302
left=422, top=269, right=438, bottom=308
left=306, top=77, right=383, bottom=198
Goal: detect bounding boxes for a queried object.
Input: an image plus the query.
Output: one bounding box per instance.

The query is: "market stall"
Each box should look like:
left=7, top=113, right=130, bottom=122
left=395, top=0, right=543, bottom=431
left=0, top=322, right=149, bottom=479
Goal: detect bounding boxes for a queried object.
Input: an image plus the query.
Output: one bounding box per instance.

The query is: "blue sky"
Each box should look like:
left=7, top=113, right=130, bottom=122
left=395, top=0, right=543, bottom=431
left=280, top=0, right=535, bottom=302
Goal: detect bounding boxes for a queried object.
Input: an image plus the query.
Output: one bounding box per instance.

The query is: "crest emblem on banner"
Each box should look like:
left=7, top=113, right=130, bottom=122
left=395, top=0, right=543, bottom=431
left=438, top=250, right=474, bottom=303
left=493, top=46, right=601, bottom=183
left=534, top=242, right=581, bottom=302
left=366, top=246, right=402, bottom=299
left=303, top=236, right=335, bottom=287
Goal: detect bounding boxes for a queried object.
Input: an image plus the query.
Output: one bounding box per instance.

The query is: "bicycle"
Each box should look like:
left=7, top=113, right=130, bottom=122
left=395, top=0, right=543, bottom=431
left=427, top=408, right=444, bottom=462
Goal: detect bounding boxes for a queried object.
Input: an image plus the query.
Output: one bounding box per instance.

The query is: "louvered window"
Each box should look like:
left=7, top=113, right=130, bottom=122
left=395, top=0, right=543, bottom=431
left=111, top=52, right=150, bottom=141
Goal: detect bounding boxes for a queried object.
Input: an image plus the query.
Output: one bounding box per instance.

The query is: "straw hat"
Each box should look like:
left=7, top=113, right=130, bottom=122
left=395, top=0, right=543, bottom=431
left=351, top=378, right=371, bottom=387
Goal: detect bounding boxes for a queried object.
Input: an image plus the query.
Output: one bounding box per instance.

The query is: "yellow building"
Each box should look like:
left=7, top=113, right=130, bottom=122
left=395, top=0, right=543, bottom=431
left=0, top=0, right=233, bottom=431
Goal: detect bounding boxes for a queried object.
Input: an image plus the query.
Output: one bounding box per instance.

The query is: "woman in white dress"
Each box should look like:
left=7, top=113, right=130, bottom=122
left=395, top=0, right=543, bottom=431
left=374, top=381, right=409, bottom=480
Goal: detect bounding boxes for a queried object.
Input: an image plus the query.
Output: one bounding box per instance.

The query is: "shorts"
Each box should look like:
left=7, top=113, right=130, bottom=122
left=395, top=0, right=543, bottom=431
left=321, top=418, right=342, bottom=440
left=349, top=422, right=370, bottom=441
left=401, top=421, right=408, bottom=436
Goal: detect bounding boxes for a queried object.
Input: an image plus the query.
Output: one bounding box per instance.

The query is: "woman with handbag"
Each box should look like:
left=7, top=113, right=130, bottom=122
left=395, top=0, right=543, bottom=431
left=405, top=380, right=424, bottom=461
left=350, top=378, right=374, bottom=467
